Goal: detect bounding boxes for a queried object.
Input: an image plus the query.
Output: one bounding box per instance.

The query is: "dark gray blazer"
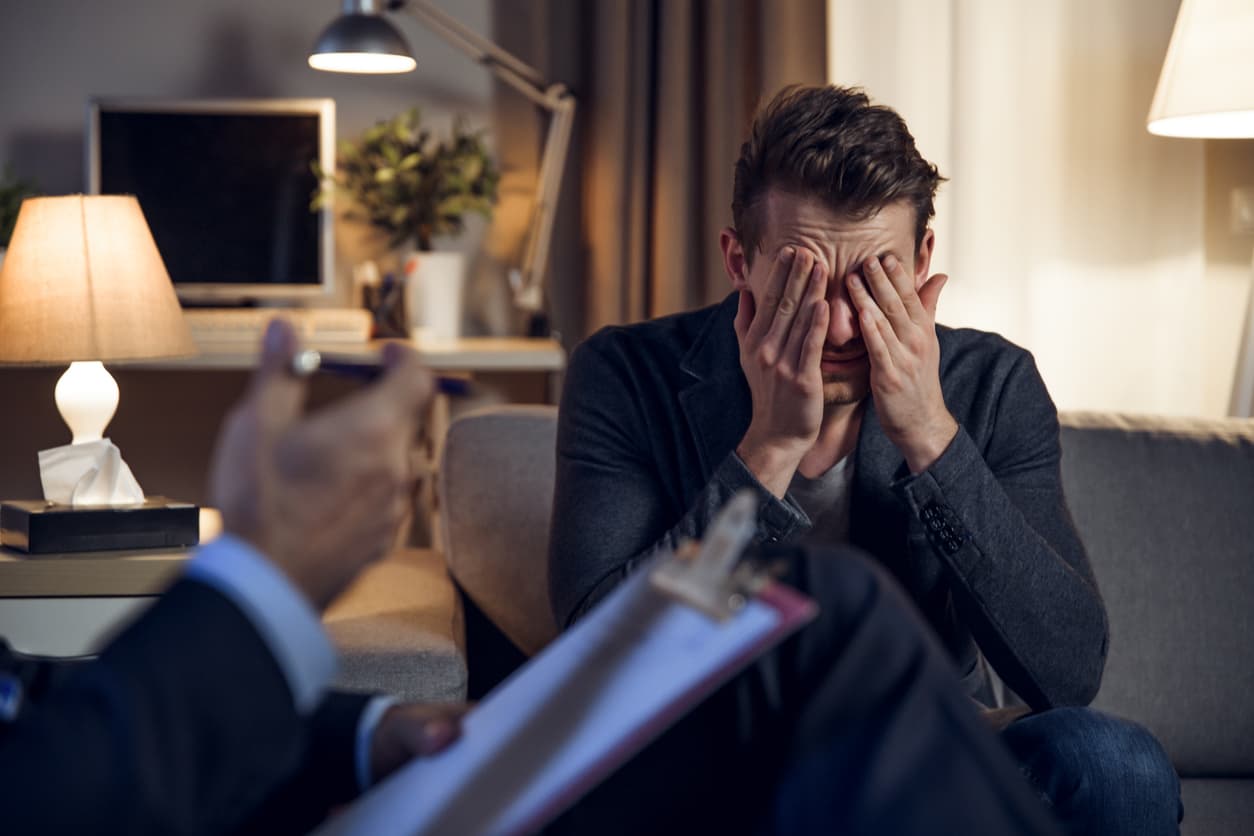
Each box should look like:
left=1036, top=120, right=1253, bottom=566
left=549, top=293, right=1108, bottom=710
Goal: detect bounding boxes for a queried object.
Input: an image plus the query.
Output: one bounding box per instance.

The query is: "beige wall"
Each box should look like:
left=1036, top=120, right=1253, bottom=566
left=0, top=0, right=502, bottom=313
left=828, top=0, right=1254, bottom=417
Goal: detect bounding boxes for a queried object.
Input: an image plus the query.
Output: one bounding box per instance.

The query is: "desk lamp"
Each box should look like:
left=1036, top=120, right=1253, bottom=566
left=1147, top=0, right=1254, bottom=415
left=308, top=0, right=576, bottom=336
left=0, top=195, right=199, bottom=552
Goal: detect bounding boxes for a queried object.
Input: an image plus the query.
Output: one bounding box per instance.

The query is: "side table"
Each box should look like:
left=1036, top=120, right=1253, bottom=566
left=0, top=511, right=466, bottom=701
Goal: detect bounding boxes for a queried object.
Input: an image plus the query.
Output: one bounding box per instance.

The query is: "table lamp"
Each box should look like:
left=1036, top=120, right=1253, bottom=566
left=1147, top=0, right=1254, bottom=415
left=0, top=194, right=200, bottom=553
left=308, top=0, right=576, bottom=336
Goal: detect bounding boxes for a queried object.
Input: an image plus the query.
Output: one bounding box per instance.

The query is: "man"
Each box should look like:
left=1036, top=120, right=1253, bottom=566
left=0, top=320, right=462, bottom=835
left=549, top=85, right=1180, bottom=833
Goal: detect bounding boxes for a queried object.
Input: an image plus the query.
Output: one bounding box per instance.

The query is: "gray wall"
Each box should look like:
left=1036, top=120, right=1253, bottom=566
left=0, top=0, right=498, bottom=308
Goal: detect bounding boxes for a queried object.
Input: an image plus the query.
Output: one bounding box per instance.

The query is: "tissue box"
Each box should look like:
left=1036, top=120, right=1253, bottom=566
left=0, top=498, right=199, bottom=554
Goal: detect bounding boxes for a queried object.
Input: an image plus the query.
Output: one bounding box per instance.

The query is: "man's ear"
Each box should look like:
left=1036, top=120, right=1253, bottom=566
left=914, top=228, right=936, bottom=290
left=720, top=227, right=750, bottom=291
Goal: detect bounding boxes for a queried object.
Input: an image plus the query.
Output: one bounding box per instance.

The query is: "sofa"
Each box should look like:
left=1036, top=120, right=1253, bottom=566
left=426, top=405, right=1254, bottom=835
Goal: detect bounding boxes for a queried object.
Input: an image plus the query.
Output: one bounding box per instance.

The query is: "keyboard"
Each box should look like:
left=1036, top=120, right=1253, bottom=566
left=184, top=308, right=373, bottom=345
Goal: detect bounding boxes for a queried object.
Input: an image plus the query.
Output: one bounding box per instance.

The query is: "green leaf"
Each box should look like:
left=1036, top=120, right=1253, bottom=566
left=315, top=108, right=499, bottom=241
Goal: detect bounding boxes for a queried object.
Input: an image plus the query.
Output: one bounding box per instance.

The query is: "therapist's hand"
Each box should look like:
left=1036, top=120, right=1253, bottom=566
left=370, top=703, right=469, bottom=782
left=208, top=318, right=434, bottom=609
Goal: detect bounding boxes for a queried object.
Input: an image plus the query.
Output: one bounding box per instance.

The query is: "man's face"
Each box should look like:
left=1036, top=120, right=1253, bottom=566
left=723, top=190, right=934, bottom=405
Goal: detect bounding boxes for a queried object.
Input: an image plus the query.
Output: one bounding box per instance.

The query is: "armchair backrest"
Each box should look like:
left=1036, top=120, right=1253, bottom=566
left=439, top=405, right=560, bottom=657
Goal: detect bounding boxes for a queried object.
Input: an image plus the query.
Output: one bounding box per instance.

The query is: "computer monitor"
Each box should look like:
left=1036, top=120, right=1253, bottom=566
left=86, top=98, right=336, bottom=304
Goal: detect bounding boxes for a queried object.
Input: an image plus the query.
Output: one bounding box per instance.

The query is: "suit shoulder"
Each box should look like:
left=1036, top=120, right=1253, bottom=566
left=935, top=323, right=1055, bottom=423
left=572, top=303, right=720, bottom=371
left=937, top=323, right=1037, bottom=376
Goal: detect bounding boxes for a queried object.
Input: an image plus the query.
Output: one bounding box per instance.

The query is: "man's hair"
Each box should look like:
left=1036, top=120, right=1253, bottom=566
left=731, top=85, right=945, bottom=263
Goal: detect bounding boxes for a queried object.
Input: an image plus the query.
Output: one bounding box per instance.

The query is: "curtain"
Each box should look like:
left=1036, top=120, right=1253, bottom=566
left=829, top=0, right=1251, bottom=417
left=492, top=0, right=827, bottom=343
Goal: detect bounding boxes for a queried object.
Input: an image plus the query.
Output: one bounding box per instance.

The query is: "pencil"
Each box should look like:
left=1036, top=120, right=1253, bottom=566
left=288, top=349, right=472, bottom=396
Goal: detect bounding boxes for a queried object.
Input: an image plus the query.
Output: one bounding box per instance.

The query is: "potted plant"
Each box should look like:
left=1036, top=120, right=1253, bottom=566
left=0, top=166, right=39, bottom=271
left=315, top=109, right=499, bottom=340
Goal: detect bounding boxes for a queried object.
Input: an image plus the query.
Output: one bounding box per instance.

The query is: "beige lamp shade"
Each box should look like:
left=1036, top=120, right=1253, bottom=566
left=0, top=194, right=196, bottom=363
left=1148, top=0, right=1254, bottom=138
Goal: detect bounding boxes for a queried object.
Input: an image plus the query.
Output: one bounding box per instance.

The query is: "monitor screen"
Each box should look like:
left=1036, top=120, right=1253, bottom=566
left=87, top=98, right=336, bottom=303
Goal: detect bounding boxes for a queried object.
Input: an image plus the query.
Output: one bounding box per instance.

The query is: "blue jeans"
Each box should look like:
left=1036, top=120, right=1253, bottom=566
left=1002, top=707, right=1182, bottom=835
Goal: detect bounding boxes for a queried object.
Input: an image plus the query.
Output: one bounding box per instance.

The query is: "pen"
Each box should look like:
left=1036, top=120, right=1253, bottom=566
left=289, top=349, right=472, bottom=397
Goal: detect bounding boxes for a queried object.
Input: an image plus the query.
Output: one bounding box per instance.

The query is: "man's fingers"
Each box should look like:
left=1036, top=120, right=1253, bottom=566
left=248, top=318, right=308, bottom=436
left=297, top=345, right=433, bottom=470
left=857, top=285, right=897, bottom=374
left=861, top=255, right=913, bottom=331
left=917, top=272, right=949, bottom=316
left=734, top=290, right=754, bottom=342
left=763, top=249, right=818, bottom=351
left=798, top=301, right=829, bottom=374
left=781, top=261, right=828, bottom=370
left=393, top=704, right=468, bottom=756
left=745, top=247, right=796, bottom=344
left=375, top=342, right=436, bottom=421
left=848, top=273, right=897, bottom=366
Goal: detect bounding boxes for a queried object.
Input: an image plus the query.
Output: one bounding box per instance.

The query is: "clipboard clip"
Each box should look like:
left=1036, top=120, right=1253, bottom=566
left=649, top=491, right=764, bottom=621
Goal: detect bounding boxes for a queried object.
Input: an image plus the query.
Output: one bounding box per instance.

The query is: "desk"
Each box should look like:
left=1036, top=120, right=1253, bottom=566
left=134, top=336, right=565, bottom=374
left=145, top=337, right=566, bottom=544
left=0, top=337, right=564, bottom=546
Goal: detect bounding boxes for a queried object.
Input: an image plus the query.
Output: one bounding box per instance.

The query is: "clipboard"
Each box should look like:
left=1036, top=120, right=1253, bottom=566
left=313, top=492, right=818, bottom=836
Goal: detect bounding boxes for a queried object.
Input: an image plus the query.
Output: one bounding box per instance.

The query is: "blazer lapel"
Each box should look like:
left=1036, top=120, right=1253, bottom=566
left=850, top=398, right=910, bottom=564
left=678, top=295, right=752, bottom=478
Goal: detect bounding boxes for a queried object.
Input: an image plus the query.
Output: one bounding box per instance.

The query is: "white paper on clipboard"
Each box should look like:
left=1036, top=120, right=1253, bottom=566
left=313, top=497, right=817, bottom=836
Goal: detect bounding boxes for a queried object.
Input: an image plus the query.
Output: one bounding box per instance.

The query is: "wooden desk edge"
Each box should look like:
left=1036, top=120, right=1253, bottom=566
left=0, top=548, right=189, bottom=597
left=116, top=337, right=566, bottom=373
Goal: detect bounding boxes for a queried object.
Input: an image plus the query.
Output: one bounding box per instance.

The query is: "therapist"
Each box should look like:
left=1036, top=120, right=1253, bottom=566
left=0, top=319, right=464, bottom=836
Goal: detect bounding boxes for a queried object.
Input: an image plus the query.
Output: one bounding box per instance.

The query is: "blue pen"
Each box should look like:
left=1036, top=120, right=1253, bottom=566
left=289, top=349, right=472, bottom=396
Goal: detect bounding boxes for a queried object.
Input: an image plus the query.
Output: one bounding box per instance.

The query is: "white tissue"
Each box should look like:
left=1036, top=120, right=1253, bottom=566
left=38, top=438, right=146, bottom=507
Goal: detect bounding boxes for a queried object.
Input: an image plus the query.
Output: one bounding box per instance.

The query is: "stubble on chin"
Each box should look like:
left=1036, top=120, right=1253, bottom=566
left=822, top=374, right=870, bottom=406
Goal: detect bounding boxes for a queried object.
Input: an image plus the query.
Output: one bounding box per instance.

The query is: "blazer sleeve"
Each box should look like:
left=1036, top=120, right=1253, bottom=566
left=0, top=579, right=317, bottom=836
left=232, top=690, right=375, bottom=836
left=894, top=349, right=1108, bottom=710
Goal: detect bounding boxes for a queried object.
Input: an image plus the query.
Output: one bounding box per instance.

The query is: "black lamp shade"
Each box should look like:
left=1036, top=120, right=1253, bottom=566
left=309, top=13, right=417, bottom=73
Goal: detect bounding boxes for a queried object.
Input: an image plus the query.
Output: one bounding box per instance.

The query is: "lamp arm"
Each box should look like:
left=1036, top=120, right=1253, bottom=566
left=391, top=0, right=576, bottom=316
left=392, top=0, right=550, bottom=107
left=514, top=93, right=575, bottom=313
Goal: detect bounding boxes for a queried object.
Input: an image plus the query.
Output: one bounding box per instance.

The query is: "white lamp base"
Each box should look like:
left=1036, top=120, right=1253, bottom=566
left=54, top=361, right=119, bottom=444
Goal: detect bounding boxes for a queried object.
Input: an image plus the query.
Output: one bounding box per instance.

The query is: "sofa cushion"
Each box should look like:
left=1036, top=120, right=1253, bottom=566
left=1059, top=412, right=1254, bottom=776
left=323, top=547, right=466, bottom=703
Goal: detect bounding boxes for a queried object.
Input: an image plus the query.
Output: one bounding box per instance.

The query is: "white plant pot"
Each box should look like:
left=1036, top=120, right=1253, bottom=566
left=403, top=250, right=465, bottom=342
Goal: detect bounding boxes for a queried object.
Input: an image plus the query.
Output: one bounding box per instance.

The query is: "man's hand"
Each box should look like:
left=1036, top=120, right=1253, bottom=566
left=208, top=319, right=434, bottom=609
left=369, top=702, right=469, bottom=783
left=846, top=253, right=958, bottom=474
left=734, top=247, right=830, bottom=497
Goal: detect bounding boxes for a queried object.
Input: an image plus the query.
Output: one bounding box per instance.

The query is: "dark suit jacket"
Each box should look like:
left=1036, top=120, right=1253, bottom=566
left=549, top=293, right=1108, bottom=710
left=0, top=578, right=369, bottom=836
